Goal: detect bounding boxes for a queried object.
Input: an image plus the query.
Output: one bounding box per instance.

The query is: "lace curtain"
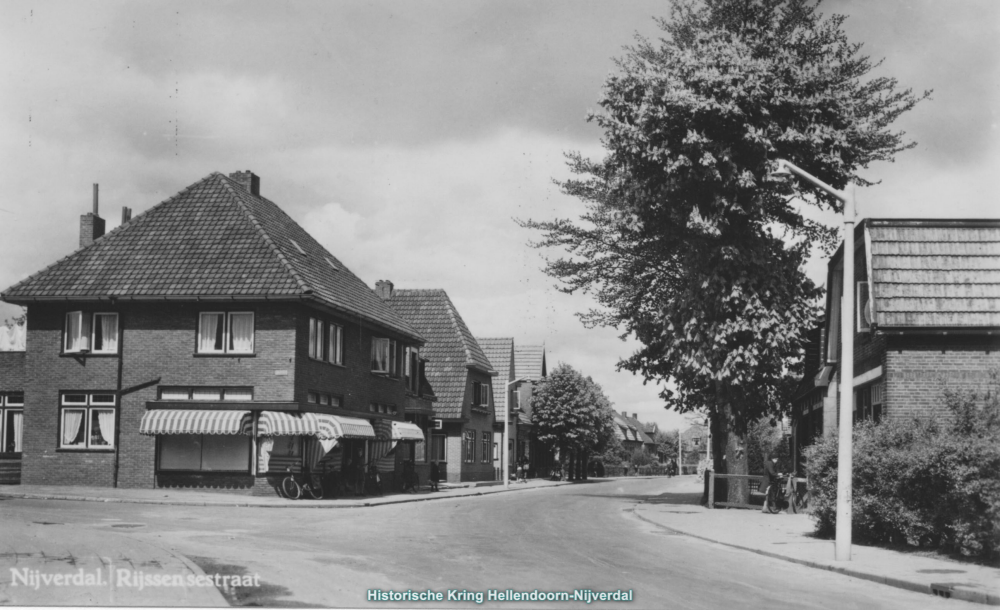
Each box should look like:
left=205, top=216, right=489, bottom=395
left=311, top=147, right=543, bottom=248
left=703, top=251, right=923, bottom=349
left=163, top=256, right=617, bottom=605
left=11, top=412, right=22, bottom=452
left=62, top=410, right=83, bottom=445
left=100, top=315, right=118, bottom=352
left=372, top=338, right=389, bottom=371
left=229, top=313, right=253, bottom=352
left=199, top=314, right=221, bottom=352
left=96, top=410, right=115, bottom=446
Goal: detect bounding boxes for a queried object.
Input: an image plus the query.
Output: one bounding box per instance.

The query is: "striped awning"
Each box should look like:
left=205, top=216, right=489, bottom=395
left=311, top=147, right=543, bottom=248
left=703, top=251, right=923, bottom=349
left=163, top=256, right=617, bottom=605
left=139, top=410, right=252, bottom=435
left=258, top=412, right=376, bottom=439
left=391, top=421, right=425, bottom=442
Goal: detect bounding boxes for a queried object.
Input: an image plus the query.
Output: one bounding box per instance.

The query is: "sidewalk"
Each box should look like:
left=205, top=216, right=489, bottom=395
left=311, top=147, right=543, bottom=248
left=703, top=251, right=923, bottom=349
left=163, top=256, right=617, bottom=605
left=633, top=477, right=1000, bottom=606
left=0, top=477, right=570, bottom=509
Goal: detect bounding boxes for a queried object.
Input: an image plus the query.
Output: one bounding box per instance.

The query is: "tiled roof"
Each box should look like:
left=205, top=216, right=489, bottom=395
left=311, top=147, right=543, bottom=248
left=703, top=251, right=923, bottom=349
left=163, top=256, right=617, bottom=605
left=866, top=219, right=1000, bottom=328
left=1, top=173, right=421, bottom=341
left=621, top=413, right=656, bottom=445
left=478, top=337, right=514, bottom=421
left=513, top=345, right=546, bottom=381
left=387, top=289, right=494, bottom=419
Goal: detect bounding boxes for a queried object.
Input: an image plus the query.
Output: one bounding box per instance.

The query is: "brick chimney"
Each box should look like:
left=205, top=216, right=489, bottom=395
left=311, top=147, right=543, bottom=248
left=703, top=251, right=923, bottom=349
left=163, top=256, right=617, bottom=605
left=80, top=183, right=105, bottom=248
left=621, top=410, right=628, bottom=418
left=229, top=170, right=260, bottom=196
left=375, top=280, right=394, bottom=300
left=633, top=413, right=638, bottom=420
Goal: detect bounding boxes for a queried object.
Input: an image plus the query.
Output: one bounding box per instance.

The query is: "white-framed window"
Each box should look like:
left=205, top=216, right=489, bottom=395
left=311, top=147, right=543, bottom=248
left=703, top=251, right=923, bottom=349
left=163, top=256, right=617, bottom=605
left=857, top=281, right=873, bottom=332
left=59, top=392, right=116, bottom=449
left=430, top=434, right=447, bottom=462
left=198, top=312, right=254, bottom=354
left=463, top=430, right=475, bottom=463
left=371, top=338, right=397, bottom=375
left=309, top=317, right=344, bottom=365
left=481, top=431, right=490, bottom=463
left=158, top=387, right=253, bottom=401
left=64, top=312, right=120, bottom=354
left=1, top=393, right=24, bottom=454
left=308, top=391, right=342, bottom=407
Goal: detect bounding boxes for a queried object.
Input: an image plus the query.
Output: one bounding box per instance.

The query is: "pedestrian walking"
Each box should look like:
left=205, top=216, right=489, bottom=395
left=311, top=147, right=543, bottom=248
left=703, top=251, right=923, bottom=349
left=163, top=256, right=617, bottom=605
left=429, top=461, right=440, bottom=492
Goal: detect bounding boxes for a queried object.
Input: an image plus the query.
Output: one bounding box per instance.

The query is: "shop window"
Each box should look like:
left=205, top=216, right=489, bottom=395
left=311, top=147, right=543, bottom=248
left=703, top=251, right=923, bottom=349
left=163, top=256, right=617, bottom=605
left=0, top=393, right=24, bottom=454
left=430, top=434, right=447, bottom=462
left=463, top=430, right=475, bottom=463
left=59, top=392, right=116, bottom=450
left=481, top=431, right=491, bottom=463
left=64, top=312, right=119, bottom=354
left=158, top=434, right=251, bottom=472
left=198, top=312, right=254, bottom=354
left=309, top=318, right=343, bottom=365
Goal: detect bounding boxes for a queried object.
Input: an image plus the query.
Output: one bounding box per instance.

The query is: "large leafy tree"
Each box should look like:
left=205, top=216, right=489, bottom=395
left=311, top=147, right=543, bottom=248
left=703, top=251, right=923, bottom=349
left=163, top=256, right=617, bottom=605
left=531, top=363, right=617, bottom=480
left=524, top=0, right=928, bottom=499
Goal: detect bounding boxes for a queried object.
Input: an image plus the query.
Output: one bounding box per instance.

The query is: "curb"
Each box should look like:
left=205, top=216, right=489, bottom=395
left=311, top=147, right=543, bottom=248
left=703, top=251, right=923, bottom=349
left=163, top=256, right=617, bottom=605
left=0, top=480, right=575, bottom=510
left=631, top=507, right=999, bottom=606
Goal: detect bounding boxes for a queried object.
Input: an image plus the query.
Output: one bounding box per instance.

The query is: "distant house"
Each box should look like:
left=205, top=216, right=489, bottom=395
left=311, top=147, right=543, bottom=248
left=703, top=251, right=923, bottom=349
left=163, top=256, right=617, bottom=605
left=513, top=344, right=551, bottom=477
left=0, top=322, right=26, bottom=484
left=477, top=337, right=517, bottom=480
left=620, top=412, right=658, bottom=455
left=680, top=424, right=709, bottom=474
left=0, top=171, right=428, bottom=494
left=385, top=288, right=497, bottom=483
left=792, top=219, right=1000, bottom=472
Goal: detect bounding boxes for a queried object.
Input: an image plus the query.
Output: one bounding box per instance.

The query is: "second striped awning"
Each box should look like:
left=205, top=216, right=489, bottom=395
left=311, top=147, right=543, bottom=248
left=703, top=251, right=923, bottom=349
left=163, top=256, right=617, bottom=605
left=258, top=412, right=377, bottom=439
left=391, top=421, right=425, bottom=442
left=139, top=410, right=252, bottom=435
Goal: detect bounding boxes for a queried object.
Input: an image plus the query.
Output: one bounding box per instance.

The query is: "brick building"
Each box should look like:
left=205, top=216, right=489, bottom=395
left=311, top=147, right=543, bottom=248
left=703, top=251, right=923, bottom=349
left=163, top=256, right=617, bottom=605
left=792, top=219, right=1000, bottom=471
left=384, top=288, right=498, bottom=483
left=512, top=344, right=553, bottom=477
left=477, top=337, right=517, bottom=481
left=0, top=171, right=427, bottom=494
left=0, top=324, right=26, bottom=484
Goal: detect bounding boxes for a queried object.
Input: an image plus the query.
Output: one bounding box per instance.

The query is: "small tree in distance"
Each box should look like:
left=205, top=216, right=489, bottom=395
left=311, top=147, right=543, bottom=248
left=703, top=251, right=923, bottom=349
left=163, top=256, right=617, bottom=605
left=530, top=363, right=617, bottom=480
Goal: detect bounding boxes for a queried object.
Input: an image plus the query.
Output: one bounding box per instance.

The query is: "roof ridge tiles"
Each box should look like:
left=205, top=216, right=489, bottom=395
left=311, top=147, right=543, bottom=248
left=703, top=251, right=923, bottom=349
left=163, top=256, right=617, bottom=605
left=0, top=171, right=221, bottom=299
left=217, top=174, right=313, bottom=296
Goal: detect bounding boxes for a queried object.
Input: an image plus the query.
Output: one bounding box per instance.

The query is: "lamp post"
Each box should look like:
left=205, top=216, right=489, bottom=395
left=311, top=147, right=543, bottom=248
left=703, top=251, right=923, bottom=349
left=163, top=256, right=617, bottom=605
left=504, top=378, right=529, bottom=490
left=772, top=159, right=856, bottom=561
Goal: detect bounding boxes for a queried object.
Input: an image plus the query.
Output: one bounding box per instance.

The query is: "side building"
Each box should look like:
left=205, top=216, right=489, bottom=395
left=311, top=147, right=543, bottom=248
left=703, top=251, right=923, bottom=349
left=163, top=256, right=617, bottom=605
left=792, top=219, right=1000, bottom=471
left=384, top=287, right=498, bottom=483
left=0, top=171, right=426, bottom=494
left=513, top=344, right=551, bottom=478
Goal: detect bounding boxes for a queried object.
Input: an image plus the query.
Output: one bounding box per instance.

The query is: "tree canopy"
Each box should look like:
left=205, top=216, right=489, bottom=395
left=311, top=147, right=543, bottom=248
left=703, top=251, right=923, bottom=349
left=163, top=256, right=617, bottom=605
left=524, top=0, right=928, bottom=442
left=530, top=363, right=617, bottom=461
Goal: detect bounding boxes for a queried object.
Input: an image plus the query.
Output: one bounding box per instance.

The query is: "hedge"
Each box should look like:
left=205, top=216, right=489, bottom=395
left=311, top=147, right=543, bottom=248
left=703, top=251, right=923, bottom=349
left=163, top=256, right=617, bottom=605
left=804, top=388, right=1000, bottom=559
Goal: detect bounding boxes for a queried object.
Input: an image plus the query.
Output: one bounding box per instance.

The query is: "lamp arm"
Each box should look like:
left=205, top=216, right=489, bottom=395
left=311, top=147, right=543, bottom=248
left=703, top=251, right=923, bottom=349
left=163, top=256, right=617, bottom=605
left=776, top=160, right=848, bottom=203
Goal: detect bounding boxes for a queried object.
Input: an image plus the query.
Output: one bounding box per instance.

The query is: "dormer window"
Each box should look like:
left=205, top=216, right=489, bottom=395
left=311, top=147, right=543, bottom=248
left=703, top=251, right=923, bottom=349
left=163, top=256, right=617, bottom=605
left=472, top=381, right=491, bottom=408
left=64, top=312, right=118, bottom=354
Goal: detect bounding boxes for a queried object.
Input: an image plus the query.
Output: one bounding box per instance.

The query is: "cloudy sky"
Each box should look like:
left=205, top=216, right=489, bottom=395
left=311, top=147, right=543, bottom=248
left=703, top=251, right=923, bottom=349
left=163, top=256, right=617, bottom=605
left=1, top=0, right=997, bottom=432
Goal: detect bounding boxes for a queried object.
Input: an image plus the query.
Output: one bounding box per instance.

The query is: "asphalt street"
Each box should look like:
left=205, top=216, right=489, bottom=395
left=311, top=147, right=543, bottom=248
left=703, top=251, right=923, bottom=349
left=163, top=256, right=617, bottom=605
left=0, top=477, right=971, bottom=609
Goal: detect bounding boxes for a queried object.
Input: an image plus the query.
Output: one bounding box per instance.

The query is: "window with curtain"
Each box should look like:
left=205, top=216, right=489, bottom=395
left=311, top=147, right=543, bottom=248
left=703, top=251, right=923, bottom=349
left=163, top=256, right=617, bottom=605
left=59, top=392, right=116, bottom=449
left=92, top=313, right=119, bottom=353
left=371, top=338, right=391, bottom=373
left=228, top=313, right=254, bottom=353
left=1, top=394, right=24, bottom=453
left=481, top=432, right=490, bottom=463
left=309, top=317, right=343, bottom=364
left=64, top=311, right=93, bottom=353
left=198, top=312, right=253, bottom=354
left=463, top=430, right=475, bottom=463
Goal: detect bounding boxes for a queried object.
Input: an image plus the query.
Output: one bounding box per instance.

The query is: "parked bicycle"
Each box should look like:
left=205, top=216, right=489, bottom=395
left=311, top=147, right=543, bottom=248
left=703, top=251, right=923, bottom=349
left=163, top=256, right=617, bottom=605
left=765, top=474, right=808, bottom=514
left=281, top=464, right=324, bottom=500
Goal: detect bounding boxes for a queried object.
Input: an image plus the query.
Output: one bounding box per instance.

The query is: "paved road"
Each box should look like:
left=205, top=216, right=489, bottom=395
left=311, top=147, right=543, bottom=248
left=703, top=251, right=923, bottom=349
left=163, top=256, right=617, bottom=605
left=0, top=477, right=969, bottom=608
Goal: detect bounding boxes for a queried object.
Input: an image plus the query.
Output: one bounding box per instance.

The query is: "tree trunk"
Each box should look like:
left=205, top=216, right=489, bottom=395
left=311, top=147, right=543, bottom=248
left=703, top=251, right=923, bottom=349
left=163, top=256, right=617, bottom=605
left=722, top=405, right=749, bottom=505
left=559, top=445, right=569, bottom=481
left=581, top=450, right=589, bottom=480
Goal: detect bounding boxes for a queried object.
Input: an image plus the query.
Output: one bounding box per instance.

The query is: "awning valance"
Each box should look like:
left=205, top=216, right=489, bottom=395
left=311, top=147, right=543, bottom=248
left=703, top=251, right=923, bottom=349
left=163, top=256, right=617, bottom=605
left=258, top=412, right=376, bottom=439
left=391, top=421, right=425, bottom=442
left=139, top=410, right=252, bottom=435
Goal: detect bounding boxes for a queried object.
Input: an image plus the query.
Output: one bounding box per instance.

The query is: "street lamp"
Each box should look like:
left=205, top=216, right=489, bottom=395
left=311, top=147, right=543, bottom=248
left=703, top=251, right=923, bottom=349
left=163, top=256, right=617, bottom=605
left=504, top=378, right=530, bottom=490
left=772, top=159, right=856, bottom=562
